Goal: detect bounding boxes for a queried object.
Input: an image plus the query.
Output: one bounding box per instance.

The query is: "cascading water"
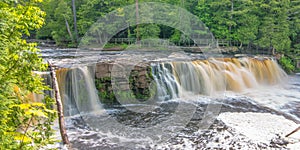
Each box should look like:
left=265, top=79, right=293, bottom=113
left=52, top=57, right=300, bottom=149
left=56, top=66, right=102, bottom=116
left=150, top=57, right=286, bottom=100
left=56, top=57, right=287, bottom=115
left=151, top=63, right=179, bottom=100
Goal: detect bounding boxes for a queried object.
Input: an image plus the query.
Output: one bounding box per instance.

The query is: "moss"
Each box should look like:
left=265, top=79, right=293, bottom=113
left=95, top=77, right=118, bottom=105
left=128, top=65, right=156, bottom=101
left=95, top=64, right=157, bottom=105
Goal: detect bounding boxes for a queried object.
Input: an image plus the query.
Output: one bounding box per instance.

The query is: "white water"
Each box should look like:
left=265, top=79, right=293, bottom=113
left=53, top=57, right=300, bottom=149
left=152, top=58, right=287, bottom=99
left=61, top=66, right=103, bottom=115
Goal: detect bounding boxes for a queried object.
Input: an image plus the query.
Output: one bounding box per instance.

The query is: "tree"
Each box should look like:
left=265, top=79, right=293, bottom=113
left=0, top=0, right=56, bottom=149
left=134, top=24, right=161, bottom=39
left=36, top=0, right=58, bottom=40
left=77, top=0, right=122, bottom=37
left=231, top=0, right=259, bottom=47
left=52, top=0, right=74, bottom=46
left=255, top=0, right=291, bottom=53
left=196, top=0, right=235, bottom=40
left=289, top=0, right=300, bottom=50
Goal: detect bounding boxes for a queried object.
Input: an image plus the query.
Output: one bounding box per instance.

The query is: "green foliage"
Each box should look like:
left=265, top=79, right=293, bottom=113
left=52, top=0, right=73, bottom=43
left=170, top=29, right=181, bottom=44
left=95, top=67, right=156, bottom=105
left=255, top=0, right=291, bottom=52
left=0, top=0, right=57, bottom=149
left=104, top=43, right=128, bottom=50
left=289, top=0, right=300, bottom=50
left=279, top=56, right=295, bottom=74
left=196, top=0, right=296, bottom=52
left=35, top=0, right=300, bottom=56
left=232, top=0, right=259, bottom=45
left=37, top=0, right=75, bottom=46
left=135, top=24, right=161, bottom=39
left=36, top=0, right=57, bottom=40
left=95, top=78, right=117, bottom=105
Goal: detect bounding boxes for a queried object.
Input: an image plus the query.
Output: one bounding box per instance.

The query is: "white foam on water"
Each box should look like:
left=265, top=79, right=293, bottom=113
left=224, top=75, right=300, bottom=121
left=218, top=112, right=300, bottom=147
left=243, top=85, right=300, bottom=110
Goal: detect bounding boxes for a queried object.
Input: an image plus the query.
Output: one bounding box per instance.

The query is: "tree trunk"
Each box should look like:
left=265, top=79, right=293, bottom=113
left=272, top=47, right=275, bottom=55
left=48, top=61, right=71, bottom=148
left=64, top=17, right=74, bottom=43
left=135, top=0, right=140, bottom=42
left=72, top=0, right=78, bottom=44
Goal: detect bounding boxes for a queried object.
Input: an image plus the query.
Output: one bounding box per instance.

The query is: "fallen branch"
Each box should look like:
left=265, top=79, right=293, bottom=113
left=286, top=126, right=300, bottom=137
left=48, top=61, right=71, bottom=148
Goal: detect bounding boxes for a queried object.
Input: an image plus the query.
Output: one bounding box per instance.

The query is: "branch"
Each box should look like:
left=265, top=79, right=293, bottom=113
left=19, top=116, right=33, bottom=149
left=286, top=126, right=300, bottom=137
left=48, top=61, right=71, bottom=148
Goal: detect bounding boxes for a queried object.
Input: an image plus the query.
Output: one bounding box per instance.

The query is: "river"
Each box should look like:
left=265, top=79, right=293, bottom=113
left=42, top=48, right=300, bottom=149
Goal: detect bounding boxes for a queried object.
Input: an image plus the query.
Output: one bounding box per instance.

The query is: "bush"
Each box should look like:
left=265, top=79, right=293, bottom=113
left=0, top=1, right=57, bottom=149
left=279, top=56, right=295, bottom=74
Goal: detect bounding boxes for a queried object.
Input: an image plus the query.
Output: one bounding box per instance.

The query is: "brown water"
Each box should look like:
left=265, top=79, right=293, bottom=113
left=48, top=56, right=300, bottom=149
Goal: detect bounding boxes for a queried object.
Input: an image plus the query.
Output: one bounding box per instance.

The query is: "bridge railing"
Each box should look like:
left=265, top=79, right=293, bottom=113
left=108, top=38, right=216, bottom=47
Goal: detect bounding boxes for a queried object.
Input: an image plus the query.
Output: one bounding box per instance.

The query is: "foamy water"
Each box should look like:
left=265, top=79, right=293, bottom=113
left=49, top=56, right=300, bottom=149
left=226, top=75, right=300, bottom=121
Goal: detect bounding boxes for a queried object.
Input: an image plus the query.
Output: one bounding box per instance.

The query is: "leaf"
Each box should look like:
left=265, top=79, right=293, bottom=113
left=13, top=132, right=32, bottom=143
left=26, top=109, right=48, bottom=118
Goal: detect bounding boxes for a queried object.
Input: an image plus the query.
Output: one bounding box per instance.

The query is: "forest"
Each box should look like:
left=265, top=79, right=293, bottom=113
left=33, top=0, right=300, bottom=73
left=36, top=0, right=300, bottom=53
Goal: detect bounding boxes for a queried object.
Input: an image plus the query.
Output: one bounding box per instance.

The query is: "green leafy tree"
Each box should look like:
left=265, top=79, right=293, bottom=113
left=34, top=0, right=300, bottom=58
left=289, top=0, right=300, bottom=50
left=36, top=0, right=58, bottom=40
left=255, top=0, right=291, bottom=53
left=134, top=24, right=161, bottom=39
left=52, top=0, right=74, bottom=46
left=231, top=0, right=259, bottom=47
left=0, top=0, right=56, bottom=149
left=77, top=0, right=109, bottom=36
left=207, top=0, right=234, bottom=40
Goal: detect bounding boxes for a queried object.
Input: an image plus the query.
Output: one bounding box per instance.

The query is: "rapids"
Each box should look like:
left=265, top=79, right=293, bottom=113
left=43, top=49, right=300, bottom=149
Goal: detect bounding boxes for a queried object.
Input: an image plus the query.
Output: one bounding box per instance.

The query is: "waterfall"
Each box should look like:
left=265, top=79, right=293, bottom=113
left=55, top=57, right=287, bottom=116
left=151, top=57, right=287, bottom=99
left=56, top=66, right=102, bottom=116
left=152, top=63, right=179, bottom=100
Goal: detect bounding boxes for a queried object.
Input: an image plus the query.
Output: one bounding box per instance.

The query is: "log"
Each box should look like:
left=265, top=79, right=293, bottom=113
left=48, top=61, right=71, bottom=148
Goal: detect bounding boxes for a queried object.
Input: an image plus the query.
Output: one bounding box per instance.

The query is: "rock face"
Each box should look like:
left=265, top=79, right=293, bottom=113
left=95, top=62, right=154, bottom=105
left=95, top=63, right=113, bottom=79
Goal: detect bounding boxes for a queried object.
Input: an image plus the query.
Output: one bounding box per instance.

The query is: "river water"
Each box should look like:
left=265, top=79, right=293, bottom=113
left=59, top=75, right=300, bottom=149
left=42, top=49, right=300, bottom=149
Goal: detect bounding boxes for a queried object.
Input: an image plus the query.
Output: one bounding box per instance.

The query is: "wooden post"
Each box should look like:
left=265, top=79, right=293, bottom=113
left=48, top=61, right=71, bottom=148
